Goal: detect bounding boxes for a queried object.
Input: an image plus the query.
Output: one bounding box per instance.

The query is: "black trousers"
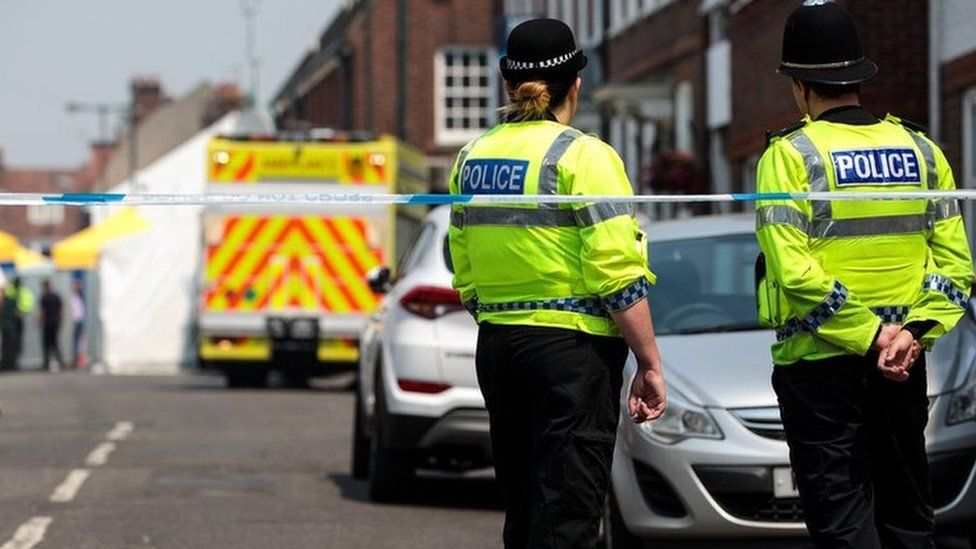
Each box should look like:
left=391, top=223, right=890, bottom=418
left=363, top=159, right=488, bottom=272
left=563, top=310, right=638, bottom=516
left=42, top=325, right=64, bottom=370
left=773, top=353, right=934, bottom=549
left=476, top=323, right=628, bottom=549
left=0, top=325, right=15, bottom=371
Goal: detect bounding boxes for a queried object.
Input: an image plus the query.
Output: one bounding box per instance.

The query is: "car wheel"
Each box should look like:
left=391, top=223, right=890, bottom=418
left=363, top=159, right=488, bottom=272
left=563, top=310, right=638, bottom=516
left=225, top=368, right=268, bottom=389
left=351, top=383, right=371, bottom=480
left=368, top=370, right=416, bottom=503
left=602, top=488, right=644, bottom=549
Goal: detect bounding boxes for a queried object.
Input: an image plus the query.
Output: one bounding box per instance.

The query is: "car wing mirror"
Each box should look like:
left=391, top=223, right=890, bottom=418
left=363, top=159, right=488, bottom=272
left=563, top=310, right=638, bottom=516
left=367, top=266, right=392, bottom=294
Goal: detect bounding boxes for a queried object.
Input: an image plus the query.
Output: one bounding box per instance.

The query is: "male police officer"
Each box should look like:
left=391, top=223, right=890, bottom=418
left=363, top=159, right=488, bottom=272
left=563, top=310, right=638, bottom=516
left=756, top=2, right=974, bottom=548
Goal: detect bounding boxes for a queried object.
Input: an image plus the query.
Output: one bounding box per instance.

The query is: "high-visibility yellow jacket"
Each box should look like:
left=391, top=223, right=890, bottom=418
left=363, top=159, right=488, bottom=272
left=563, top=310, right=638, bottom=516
left=448, top=120, right=655, bottom=337
left=756, top=113, right=974, bottom=366
left=4, top=285, right=34, bottom=316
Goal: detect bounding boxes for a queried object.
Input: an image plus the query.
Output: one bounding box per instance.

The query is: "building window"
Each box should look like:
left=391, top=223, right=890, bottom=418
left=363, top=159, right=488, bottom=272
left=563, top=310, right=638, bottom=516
left=610, top=0, right=676, bottom=35
left=27, top=204, right=64, bottom=226
left=435, top=48, right=498, bottom=146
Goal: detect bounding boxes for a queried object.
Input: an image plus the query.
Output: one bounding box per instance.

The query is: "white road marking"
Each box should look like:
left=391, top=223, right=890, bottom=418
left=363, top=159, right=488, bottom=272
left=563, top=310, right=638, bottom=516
left=106, top=421, right=134, bottom=442
left=84, top=442, right=117, bottom=467
left=0, top=516, right=52, bottom=549
left=49, top=469, right=91, bottom=503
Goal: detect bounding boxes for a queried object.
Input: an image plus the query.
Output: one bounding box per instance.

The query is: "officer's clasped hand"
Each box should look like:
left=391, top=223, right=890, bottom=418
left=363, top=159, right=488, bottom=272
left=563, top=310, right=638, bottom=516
left=875, top=325, right=922, bottom=382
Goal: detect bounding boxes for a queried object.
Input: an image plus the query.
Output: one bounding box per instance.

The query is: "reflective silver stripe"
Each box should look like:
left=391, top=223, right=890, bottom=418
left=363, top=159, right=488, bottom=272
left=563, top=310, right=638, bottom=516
left=908, top=132, right=939, bottom=189
left=539, top=129, right=583, bottom=203
left=809, top=214, right=931, bottom=238
left=930, top=199, right=961, bottom=222
left=574, top=203, right=633, bottom=227
left=452, top=143, right=477, bottom=191
left=787, top=131, right=832, bottom=221
left=450, top=209, right=464, bottom=228
left=454, top=207, right=577, bottom=228
left=756, top=206, right=809, bottom=232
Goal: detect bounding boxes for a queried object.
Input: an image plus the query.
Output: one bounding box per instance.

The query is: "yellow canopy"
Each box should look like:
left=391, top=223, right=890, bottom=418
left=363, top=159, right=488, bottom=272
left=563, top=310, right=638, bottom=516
left=0, top=231, right=18, bottom=262
left=52, top=207, right=151, bottom=270
left=13, top=247, right=49, bottom=271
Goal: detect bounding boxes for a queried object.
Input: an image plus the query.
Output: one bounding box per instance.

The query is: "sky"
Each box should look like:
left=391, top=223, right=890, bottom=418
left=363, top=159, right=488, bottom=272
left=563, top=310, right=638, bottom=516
left=0, top=0, right=344, bottom=168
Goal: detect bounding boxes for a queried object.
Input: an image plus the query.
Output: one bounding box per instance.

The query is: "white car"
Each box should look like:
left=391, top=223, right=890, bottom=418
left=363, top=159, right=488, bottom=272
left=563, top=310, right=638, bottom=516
left=351, top=205, right=488, bottom=501
left=606, top=214, right=976, bottom=548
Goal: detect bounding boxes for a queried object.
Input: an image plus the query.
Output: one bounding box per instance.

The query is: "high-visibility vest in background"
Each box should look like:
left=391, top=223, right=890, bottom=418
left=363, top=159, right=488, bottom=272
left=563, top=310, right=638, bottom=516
left=756, top=114, right=974, bottom=366
left=448, top=120, right=655, bottom=338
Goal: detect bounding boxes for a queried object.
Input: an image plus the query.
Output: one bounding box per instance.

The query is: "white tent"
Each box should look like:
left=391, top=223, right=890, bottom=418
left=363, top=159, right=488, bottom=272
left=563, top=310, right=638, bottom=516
left=94, top=110, right=271, bottom=375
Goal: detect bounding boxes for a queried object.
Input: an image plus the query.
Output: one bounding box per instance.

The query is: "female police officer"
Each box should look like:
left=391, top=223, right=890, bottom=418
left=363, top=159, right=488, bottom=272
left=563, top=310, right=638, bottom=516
left=448, top=18, right=667, bottom=548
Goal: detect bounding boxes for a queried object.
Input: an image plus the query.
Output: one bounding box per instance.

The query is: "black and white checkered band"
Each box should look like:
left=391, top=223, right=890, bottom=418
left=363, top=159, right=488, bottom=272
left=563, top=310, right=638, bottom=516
left=602, top=278, right=652, bottom=313
left=504, top=50, right=580, bottom=71
left=478, top=296, right=608, bottom=318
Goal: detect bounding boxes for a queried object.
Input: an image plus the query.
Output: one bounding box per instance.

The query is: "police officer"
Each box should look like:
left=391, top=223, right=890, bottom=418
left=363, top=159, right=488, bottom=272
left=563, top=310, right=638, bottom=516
left=448, top=18, right=667, bottom=548
left=756, top=2, right=974, bottom=548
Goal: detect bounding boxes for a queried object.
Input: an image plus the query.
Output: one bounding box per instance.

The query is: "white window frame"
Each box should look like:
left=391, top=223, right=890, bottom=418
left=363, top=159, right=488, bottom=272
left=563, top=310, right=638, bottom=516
left=27, top=204, right=65, bottom=227
left=610, top=0, right=677, bottom=36
left=434, top=47, right=499, bottom=147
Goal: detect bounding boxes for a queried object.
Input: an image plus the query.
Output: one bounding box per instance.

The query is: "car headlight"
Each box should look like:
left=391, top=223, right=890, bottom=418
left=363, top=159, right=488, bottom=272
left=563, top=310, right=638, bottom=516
left=639, top=387, right=723, bottom=444
left=947, top=362, right=976, bottom=425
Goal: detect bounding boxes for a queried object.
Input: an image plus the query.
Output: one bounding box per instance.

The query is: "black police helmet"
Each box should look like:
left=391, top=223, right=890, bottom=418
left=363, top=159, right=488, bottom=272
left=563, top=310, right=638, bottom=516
left=500, top=18, right=587, bottom=83
left=778, top=0, right=878, bottom=85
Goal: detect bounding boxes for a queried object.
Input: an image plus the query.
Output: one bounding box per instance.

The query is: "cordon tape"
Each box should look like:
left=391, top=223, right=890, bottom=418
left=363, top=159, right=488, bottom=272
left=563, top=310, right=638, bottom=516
left=2, top=191, right=976, bottom=207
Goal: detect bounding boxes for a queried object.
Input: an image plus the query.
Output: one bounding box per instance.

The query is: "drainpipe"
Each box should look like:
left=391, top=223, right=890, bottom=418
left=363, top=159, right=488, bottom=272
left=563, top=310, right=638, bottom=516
left=929, top=0, right=941, bottom=140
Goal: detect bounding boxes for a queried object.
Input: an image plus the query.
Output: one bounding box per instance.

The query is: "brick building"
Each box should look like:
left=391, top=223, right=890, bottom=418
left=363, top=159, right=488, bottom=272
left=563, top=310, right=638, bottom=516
left=0, top=76, right=244, bottom=249
left=271, top=1, right=976, bottom=228
left=531, top=0, right=975, bottom=229
left=272, top=0, right=506, bottom=190
left=936, top=0, right=976, bottom=243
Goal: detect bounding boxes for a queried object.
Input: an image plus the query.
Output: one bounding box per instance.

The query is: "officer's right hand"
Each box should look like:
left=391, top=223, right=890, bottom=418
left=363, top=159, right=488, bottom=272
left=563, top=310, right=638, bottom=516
left=877, top=330, right=919, bottom=382
left=872, top=324, right=902, bottom=353
left=629, top=360, right=666, bottom=424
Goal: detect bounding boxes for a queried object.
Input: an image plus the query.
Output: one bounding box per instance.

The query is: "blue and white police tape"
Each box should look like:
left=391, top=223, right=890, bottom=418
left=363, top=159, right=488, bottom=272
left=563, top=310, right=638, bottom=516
left=3, top=190, right=976, bottom=207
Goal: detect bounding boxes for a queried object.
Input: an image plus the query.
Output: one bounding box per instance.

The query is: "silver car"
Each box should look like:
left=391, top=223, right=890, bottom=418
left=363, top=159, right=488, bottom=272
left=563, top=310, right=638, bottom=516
left=606, top=214, right=976, bottom=547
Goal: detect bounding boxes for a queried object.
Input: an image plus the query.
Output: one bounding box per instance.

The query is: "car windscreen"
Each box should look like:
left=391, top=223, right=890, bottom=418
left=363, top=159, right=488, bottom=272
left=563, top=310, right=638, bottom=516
left=648, top=233, right=763, bottom=336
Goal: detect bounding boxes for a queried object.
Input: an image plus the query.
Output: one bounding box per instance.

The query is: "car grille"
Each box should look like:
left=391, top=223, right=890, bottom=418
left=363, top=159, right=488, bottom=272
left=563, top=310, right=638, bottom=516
left=730, top=407, right=786, bottom=440
left=694, top=465, right=804, bottom=524
left=632, top=460, right=688, bottom=518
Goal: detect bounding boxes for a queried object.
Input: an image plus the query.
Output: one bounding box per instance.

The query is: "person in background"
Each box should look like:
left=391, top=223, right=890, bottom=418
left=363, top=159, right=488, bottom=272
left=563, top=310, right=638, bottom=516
left=70, top=279, right=86, bottom=370
left=3, top=278, right=33, bottom=371
left=40, top=280, right=65, bottom=372
left=0, top=276, right=15, bottom=372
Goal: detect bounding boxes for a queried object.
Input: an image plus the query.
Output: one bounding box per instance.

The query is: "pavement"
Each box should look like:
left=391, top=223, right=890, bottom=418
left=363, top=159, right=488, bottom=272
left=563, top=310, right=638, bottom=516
left=0, top=372, right=503, bottom=549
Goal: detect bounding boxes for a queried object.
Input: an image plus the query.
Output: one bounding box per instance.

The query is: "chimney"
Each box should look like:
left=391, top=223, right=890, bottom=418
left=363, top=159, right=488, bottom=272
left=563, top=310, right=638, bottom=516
left=202, top=82, right=246, bottom=127
left=131, top=76, right=168, bottom=126
left=88, top=141, right=116, bottom=183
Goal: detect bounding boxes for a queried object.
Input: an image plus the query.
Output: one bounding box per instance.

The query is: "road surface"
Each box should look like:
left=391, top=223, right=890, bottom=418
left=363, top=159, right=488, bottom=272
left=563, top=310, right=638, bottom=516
left=0, top=372, right=502, bottom=549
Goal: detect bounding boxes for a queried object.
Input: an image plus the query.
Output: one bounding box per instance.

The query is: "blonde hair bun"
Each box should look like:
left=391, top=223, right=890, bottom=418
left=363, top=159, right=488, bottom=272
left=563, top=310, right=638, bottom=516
left=508, top=81, right=551, bottom=121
